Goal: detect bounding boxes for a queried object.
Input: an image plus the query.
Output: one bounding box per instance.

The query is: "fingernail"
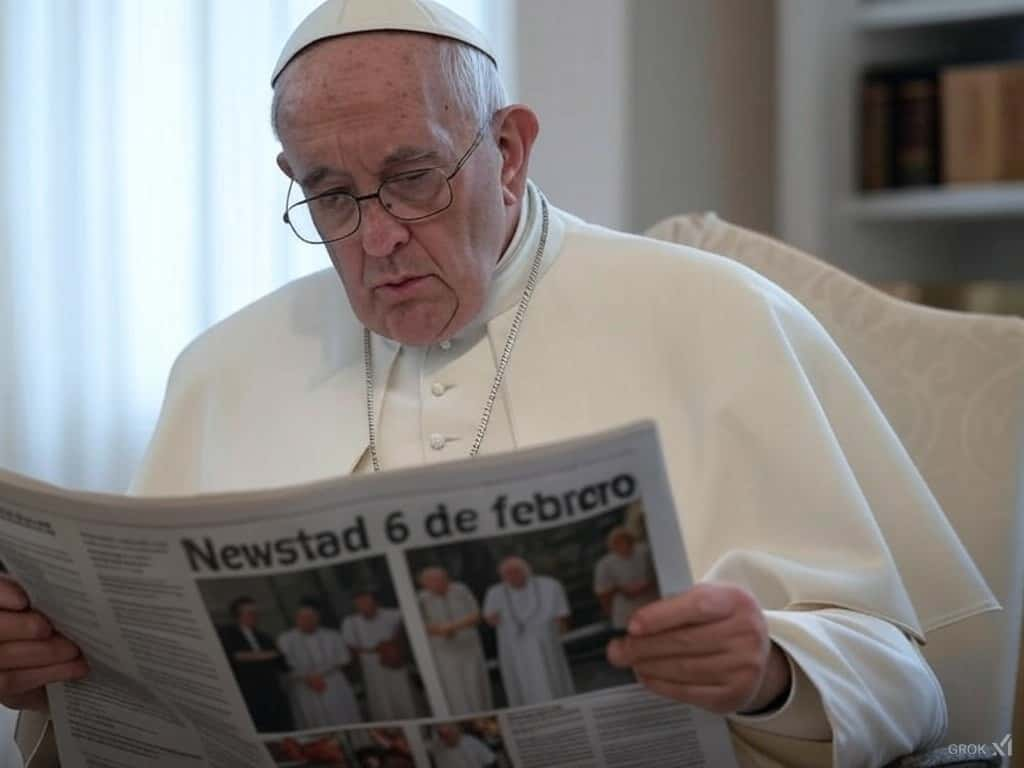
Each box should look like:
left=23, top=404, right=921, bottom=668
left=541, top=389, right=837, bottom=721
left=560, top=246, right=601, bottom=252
left=606, top=640, right=619, bottom=663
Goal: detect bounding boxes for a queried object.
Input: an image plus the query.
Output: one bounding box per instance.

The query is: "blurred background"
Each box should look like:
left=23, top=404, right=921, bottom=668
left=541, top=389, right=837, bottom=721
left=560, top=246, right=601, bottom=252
left=1, top=0, right=1023, bottom=494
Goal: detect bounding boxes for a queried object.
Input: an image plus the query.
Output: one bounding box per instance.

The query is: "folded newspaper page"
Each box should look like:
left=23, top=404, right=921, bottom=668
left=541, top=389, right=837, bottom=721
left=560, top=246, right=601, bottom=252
left=0, top=422, right=738, bottom=768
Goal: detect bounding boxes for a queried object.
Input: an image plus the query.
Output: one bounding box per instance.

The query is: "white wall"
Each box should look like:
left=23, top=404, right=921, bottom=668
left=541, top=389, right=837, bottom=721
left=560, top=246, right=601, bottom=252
left=516, top=0, right=776, bottom=235
left=630, top=0, right=776, bottom=234
left=516, top=0, right=632, bottom=230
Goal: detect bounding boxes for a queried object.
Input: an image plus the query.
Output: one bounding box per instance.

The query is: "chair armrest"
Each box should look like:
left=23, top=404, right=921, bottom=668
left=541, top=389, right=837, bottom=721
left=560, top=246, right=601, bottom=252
left=886, top=747, right=1004, bottom=767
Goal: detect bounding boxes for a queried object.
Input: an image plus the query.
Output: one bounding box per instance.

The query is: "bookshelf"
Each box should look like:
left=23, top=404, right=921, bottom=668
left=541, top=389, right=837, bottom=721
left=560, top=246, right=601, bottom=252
left=846, top=183, right=1024, bottom=220
left=778, top=0, right=1024, bottom=283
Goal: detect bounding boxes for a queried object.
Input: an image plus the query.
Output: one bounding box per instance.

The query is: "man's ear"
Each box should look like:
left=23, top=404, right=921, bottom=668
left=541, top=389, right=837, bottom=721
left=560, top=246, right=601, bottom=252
left=276, top=152, right=294, bottom=179
left=494, top=105, right=540, bottom=206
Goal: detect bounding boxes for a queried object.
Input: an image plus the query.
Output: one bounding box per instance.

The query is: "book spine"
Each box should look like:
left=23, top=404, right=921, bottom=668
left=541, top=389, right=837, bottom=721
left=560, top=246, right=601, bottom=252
left=861, top=76, right=894, bottom=191
left=942, top=62, right=1024, bottom=184
left=1003, top=68, right=1024, bottom=179
left=895, top=74, right=940, bottom=187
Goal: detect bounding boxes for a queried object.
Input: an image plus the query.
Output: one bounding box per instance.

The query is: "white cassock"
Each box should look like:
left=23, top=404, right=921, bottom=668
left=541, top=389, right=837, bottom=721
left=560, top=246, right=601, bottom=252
left=116, top=180, right=999, bottom=768
left=482, top=575, right=574, bottom=707
left=341, top=608, right=420, bottom=721
left=593, top=543, right=657, bottom=629
left=419, top=583, right=493, bottom=714
left=276, top=627, right=361, bottom=729
left=430, top=734, right=496, bottom=768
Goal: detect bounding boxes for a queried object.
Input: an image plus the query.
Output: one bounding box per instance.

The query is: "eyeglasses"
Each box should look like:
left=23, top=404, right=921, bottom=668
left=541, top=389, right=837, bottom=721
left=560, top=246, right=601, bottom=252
left=282, top=125, right=488, bottom=245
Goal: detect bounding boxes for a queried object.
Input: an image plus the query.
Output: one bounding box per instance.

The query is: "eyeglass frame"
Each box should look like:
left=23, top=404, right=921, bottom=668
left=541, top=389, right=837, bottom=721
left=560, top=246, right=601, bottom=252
left=282, top=122, right=490, bottom=245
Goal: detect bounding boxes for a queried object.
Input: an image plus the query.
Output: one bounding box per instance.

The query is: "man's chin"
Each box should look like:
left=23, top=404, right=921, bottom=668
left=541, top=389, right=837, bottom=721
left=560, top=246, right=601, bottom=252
left=380, top=315, right=460, bottom=347
left=371, top=300, right=476, bottom=346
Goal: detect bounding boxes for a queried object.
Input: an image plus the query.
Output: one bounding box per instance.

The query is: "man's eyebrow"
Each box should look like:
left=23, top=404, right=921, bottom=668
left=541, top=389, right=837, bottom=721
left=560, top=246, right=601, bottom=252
left=298, top=146, right=446, bottom=189
left=382, top=145, right=444, bottom=167
left=300, top=166, right=351, bottom=189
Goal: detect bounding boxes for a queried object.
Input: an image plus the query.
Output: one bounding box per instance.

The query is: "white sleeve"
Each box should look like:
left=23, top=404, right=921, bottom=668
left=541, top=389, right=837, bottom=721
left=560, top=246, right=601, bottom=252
left=467, top=735, right=496, bottom=763
left=730, top=608, right=946, bottom=768
left=593, top=556, right=614, bottom=594
left=550, top=579, right=571, bottom=619
left=455, top=583, right=480, bottom=616
left=384, top=608, right=403, bottom=636
left=482, top=586, right=500, bottom=618
left=341, top=617, right=357, bottom=648
left=331, top=631, right=352, bottom=666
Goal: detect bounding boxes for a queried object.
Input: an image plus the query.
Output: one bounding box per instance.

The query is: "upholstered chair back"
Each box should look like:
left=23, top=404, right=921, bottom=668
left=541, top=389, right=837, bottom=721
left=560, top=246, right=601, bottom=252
left=646, top=213, right=1024, bottom=749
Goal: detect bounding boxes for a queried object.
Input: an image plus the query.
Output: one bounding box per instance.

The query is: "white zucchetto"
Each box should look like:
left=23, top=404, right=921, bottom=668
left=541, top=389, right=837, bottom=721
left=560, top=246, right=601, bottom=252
left=272, top=0, right=497, bottom=84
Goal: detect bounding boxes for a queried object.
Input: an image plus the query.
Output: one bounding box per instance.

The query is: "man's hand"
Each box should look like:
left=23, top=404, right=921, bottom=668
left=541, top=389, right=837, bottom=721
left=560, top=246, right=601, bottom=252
left=304, top=674, right=327, bottom=693
left=427, top=622, right=455, bottom=638
left=607, top=583, right=790, bottom=714
left=0, top=578, right=89, bottom=713
left=621, top=581, right=651, bottom=599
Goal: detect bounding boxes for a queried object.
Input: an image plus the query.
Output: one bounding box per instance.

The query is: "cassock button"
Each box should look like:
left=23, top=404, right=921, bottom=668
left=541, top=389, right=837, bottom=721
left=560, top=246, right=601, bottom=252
left=429, top=433, right=447, bottom=450
left=431, top=382, right=446, bottom=397
left=439, top=339, right=453, bottom=351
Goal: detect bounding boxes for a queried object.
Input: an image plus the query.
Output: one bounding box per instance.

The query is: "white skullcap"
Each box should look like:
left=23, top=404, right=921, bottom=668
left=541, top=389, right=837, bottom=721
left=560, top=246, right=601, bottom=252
left=272, top=0, right=497, bottom=85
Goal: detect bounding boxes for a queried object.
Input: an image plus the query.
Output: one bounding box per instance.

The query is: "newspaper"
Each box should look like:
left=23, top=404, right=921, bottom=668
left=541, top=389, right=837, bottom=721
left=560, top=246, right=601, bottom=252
left=0, top=422, right=738, bottom=768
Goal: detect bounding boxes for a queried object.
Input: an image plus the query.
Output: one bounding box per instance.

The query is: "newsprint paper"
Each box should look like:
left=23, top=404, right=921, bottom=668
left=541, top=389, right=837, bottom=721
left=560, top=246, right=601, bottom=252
left=0, top=422, right=738, bottom=768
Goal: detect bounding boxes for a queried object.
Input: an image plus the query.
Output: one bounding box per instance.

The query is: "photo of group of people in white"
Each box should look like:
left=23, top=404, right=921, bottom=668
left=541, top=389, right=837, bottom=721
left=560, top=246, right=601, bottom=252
left=199, top=556, right=426, bottom=734
left=408, top=501, right=658, bottom=714
left=424, top=717, right=509, bottom=768
left=197, top=500, right=660, bottom=756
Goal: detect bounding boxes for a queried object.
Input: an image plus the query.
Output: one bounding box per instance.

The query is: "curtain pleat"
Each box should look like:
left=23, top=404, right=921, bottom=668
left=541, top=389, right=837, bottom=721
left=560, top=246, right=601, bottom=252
left=0, top=0, right=492, bottom=492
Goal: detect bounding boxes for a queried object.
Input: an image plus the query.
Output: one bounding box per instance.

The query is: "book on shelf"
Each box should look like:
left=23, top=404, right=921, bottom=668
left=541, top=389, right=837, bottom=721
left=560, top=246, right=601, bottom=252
left=859, top=59, right=1024, bottom=193
left=942, top=62, right=1024, bottom=184
left=860, top=66, right=941, bottom=191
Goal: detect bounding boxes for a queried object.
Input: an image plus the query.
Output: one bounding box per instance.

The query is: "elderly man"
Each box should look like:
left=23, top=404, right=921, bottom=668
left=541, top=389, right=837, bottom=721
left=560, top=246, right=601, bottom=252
left=429, top=723, right=497, bottom=768
left=483, top=557, right=573, bottom=707
left=277, top=598, right=361, bottom=730
left=341, top=591, right=422, bottom=722
left=418, top=566, right=493, bottom=714
left=593, top=527, right=658, bottom=631
left=1, top=0, right=995, bottom=766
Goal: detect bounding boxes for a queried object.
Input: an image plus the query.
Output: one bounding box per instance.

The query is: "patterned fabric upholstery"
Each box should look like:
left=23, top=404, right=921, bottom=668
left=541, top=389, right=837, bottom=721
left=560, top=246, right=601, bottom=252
left=646, top=213, right=1024, bottom=749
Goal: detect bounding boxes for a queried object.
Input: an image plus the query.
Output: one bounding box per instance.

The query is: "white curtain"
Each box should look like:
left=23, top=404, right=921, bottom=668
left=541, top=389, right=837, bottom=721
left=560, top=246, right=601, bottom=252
left=0, top=0, right=503, bottom=493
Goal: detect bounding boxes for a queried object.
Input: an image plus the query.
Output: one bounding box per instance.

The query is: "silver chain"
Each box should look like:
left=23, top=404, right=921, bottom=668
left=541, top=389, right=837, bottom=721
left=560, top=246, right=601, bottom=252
left=365, top=197, right=550, bottom=472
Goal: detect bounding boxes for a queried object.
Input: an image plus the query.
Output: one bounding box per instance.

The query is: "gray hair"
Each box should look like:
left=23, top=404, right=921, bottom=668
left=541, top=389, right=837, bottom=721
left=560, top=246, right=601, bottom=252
left=271, top=36, right=507, bottom=140
left=437, top=38, right=508, bottom=129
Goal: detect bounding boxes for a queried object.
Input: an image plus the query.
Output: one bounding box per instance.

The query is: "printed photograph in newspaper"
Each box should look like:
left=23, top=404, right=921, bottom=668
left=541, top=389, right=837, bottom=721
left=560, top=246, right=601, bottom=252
left=196, top=554, right=428, bottom=733
left=406, top=500, right=660, bottom=714
left=265, top=726, right=414, bottom=767
left=424, top=716, right=511, bottom=768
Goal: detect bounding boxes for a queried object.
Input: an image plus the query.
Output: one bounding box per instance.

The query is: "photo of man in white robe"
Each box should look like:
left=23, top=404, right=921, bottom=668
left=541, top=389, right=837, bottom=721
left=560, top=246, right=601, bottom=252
left=429, top=724, right=497, bottom=768
left=418, top=567, right=493, bottom=715
left=593, top=527, right=658, bottom=630
left=341, top=592, right=423, bottom=721
left=483, top=557, right=574, bottom=707
left=276, top=599, right=362, bottom=730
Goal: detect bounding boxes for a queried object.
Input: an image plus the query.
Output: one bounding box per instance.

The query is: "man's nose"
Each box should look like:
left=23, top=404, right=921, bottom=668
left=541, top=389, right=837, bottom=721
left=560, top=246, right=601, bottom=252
left=359, top=197, right=410, bottom=258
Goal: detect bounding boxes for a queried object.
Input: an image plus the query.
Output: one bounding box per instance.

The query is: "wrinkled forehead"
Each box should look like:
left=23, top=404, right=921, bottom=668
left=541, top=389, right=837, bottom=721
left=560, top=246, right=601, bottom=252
left=274, top=32, right=456, bottom=140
